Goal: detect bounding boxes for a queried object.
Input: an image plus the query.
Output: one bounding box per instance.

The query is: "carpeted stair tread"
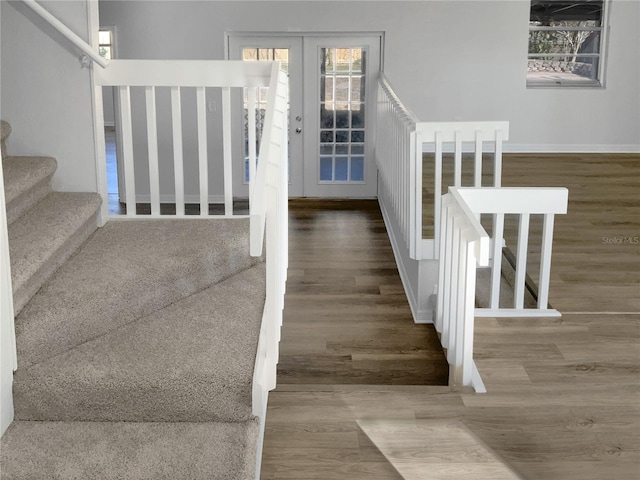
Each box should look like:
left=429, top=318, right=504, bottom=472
left=1, top=419, right=258, bottom=480
left=14, top=263, right=265, bottom=423
left=16, top=218, right=260, bottom=368
left=3, top=156, right=57, bottom=224
left=10, top=192, right=102, bottom=314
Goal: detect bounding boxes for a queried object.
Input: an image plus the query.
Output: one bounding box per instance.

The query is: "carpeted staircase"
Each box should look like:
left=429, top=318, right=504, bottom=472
left=0, top=121, right=265, bottom=479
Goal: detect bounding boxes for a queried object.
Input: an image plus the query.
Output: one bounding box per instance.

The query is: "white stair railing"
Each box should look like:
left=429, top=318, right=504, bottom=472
left=95, top=60, right=288, bottom=479
left=436, top=187, right=490, bottom=393
left=376, top=73, right=422, bottom=259
left=250, top=63, right=289, bottom=407
left=94, top=60, right=277, bottom=219
left=418, top=122, right=509, bottom=258
left=436, top=186, right=568, bottom=391
left=457, top=187, right=569, bottom=317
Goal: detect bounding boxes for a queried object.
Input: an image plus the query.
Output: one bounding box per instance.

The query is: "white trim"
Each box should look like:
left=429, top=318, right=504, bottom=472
left=475, top=308, right=562, bottom=318
left=88, top=0, right=108, bottom=226
left=253, top=390, right=269, bottom=480
left=378, top=195, right=432, bottom=324
left=0, top=155, right=17, bottom=437
left=562, top=311, right=640, bottom=315
left=504, top=144, right=640, bottom=153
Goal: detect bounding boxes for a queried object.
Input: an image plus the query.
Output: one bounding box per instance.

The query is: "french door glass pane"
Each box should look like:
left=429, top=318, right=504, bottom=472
left=319, top=47, right=366, bottom=183
left=242, top=48, right=290, bottom=182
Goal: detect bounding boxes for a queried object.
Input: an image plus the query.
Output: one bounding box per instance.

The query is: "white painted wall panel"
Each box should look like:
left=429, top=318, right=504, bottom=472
left=0, top=1, right=98, bottom=192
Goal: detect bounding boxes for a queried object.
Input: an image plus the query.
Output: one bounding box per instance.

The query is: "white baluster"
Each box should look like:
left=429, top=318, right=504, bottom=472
left=474, top=130, right=483, bottom=187
left=494, top=129, right=503, bottom=187
left=514, top=213, right=530, bottom=309
left=433, top=131, right=443, bottom=255
left=454, top=130, right=462, bottom=187
left=538, top=214, right=556, bottom=310
left=118, top=86, right=136, bottom=217
left=196, top=87, right=208, bottom=216
left=170, top=87, right=185, bottom=216
left=462, top=240, right=478, bottom=386
left=247, top=87, right=257, bottom=202
left=222, top=86, right=233, bottom=216
left=490, top=212, right=505, bottom=309
left=145, top=86, right=160, bottom=216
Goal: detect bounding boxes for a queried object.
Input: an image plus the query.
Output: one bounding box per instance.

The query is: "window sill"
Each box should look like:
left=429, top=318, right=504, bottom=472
left=526, top=81, right=604, bottom=89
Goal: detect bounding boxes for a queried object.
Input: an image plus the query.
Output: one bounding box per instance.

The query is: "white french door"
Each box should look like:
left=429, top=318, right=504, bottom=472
left=228, top=34, right=381, bottom=198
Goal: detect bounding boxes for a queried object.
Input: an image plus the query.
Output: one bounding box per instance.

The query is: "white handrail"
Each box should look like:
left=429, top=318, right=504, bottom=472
left=249, top=62, right=288, bottom=478
left=21, top=0, right=109, bottom=69
left=376, top=74, right=421, bottom=259
left=249, top=61, right=288, bottom=394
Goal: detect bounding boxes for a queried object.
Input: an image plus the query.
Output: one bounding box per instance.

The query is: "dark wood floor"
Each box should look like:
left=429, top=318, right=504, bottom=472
left=278, top=199, right=449, bottom=385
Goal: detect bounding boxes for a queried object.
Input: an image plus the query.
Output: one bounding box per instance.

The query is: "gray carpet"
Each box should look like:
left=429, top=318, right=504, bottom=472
left=16, top=218, right=261, bottom=368
left=1, top=420, right=259, bottom=480
left=2, top=155, right=56, bottom=225
left=9, top=192, right=101, bottom=314
left=2, top=132, right=266, bottom=479
left=14, top=262, right=266, bottom=423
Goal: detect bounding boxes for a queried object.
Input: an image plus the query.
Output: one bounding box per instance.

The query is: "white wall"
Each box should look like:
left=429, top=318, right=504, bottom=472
left=1, top=0, right=98, bottom=192
left=99, top=0, right=640, bottom=152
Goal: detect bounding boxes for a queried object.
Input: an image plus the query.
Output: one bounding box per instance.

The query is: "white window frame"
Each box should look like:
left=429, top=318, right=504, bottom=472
left=98, top=27, right=115, bottom=60
left=527, top=0, right=610, bottom=88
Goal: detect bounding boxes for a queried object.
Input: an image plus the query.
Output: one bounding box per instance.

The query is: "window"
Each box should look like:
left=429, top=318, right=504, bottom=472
left=528, top=1, right=606, bottom=87
left=99, top=29, right=114, bottom=60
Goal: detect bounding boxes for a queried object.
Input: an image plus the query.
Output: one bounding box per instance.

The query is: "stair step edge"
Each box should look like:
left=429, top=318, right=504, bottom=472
left=3, top=156, right=58, bottom=224
left=10, top=192, right=102, bottom=314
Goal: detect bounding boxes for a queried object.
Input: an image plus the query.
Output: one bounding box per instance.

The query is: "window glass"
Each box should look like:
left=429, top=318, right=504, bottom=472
left=319, top=47, right=367, bottom=183
left=98, top=28, right=113, bottom=60
left=528, top=1, right=604, bottom=87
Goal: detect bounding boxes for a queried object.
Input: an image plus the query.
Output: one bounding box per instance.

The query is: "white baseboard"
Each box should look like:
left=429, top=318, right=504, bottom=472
left=504, top=144, right=640, bottom=153
left=378, top=195, right=432, bottom=324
